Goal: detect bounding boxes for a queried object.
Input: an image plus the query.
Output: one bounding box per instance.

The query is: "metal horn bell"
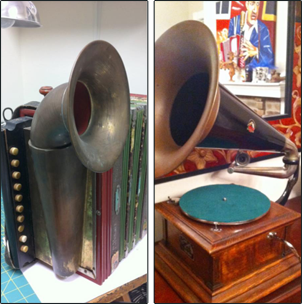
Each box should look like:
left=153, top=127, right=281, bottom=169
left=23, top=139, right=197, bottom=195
left=29, top=41, right=129, bottom=277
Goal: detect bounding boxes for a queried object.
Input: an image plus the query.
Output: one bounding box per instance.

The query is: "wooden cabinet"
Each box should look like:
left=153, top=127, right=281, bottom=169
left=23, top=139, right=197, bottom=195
left=155, top=197, right=301, bottom=303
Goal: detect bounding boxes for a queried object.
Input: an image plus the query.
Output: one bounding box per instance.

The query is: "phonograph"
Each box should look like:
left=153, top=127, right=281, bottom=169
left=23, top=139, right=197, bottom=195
left=1, top=40, right=137, bottom=284
left=155, top=21, right=301, bottom=303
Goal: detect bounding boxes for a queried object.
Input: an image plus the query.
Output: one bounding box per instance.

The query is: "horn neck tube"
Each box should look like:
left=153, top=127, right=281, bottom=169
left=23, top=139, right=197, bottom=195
left=30, top=83, right=71, bottom=149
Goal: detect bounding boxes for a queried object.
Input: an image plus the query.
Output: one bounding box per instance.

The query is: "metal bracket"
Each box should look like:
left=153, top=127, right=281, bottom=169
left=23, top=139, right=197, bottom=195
left=4, top=226, right=16, bottom=269
left=77, top=266, right=96, bottom=279
left=211, top=222, right=222, bottom=232
left=167, top=196, right=180, bottom=205
left=115, top=185, right=121, bottom=214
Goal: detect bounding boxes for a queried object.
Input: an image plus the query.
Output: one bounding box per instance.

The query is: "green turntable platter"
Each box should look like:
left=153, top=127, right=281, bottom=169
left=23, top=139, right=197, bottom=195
left=179, top=184, right=271, bottom=225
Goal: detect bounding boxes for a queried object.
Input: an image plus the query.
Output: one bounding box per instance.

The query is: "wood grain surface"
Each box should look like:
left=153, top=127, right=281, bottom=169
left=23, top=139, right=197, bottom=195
left=88, top=274, right=147, bottom=303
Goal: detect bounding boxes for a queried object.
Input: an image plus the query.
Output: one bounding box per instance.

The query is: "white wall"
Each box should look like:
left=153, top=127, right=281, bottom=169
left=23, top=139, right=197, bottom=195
left=1, top=27, right=23, bottom=121
left=155, top=1, right=189, bottom=40
left=97, top=1, right=147, bottom=95
left=21, top=1, right=97, bottom=104
left=155, top=154, right=301, bottom=241
left=275, top=2, right=288, bottom=74
left=188, top=2, right=203, bottom=20
left=1, top=1, right=147, bottom=120
left=149, top=1, right=154, bottom=42
left=155, top=1, right=203, bottom=40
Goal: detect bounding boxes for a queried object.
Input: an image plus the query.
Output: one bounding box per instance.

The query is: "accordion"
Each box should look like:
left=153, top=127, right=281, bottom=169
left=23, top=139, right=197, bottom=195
left=2, top=40, right=148, bottom=284
left=1, top=94, right=147, bottom=285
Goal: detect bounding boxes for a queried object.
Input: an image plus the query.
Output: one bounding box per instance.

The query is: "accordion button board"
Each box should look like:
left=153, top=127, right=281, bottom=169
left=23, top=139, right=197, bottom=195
left=1, top=117, right=36, bottom=268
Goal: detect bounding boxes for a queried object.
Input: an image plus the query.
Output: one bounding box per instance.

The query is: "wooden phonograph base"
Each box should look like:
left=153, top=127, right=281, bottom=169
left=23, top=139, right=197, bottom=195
left=155, top=198, right=301, bottom=303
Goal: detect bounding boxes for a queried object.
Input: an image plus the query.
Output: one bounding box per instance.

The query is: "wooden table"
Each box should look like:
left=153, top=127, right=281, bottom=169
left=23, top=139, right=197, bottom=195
left=89, top=274, right=147, bottom=303
left=155, top=196, right=301, bottom=303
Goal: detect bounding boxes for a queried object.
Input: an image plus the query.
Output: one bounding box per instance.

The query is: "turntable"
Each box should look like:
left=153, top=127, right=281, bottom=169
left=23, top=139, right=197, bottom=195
left=178, top=184, right=271, bottom=226
left=155, top=21, right=301, bottom=303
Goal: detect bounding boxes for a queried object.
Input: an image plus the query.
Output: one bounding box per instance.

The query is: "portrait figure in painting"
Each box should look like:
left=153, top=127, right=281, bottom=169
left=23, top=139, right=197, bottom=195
left=228, top=1, right=274, bottom=68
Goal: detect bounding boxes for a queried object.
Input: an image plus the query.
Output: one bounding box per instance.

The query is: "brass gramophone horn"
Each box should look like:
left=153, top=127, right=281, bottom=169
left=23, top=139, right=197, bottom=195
left=29, top=41, right=129, bottom=277
left=155, top=21, right=299, bottom=204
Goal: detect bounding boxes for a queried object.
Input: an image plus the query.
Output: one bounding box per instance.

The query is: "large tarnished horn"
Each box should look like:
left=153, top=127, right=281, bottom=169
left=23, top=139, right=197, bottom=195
left=29, top=41, right=129, bottom=277
left=155, top=21, right=299, bottom=204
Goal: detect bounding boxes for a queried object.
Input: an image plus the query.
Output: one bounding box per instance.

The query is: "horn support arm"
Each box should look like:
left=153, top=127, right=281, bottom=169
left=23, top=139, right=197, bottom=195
left=228, top=138, right=300, bottom=206
left=228, top=137, right=299, bottom=178
left=228, top=163, right=298, bottom=179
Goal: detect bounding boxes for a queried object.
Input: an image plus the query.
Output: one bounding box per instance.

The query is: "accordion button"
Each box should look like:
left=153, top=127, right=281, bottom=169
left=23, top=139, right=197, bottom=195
left=16, top=205, right=24, bottom=213
left=11, top=160, right=20, bottom=167
left=13, top=183, right=22, bottom=191
left=17, top=215, right=25, bottom=223
left=20, top=245, right=28, bottom=253
left=9, top=147, right=19, bottom=155
left=12, top=172, right=21, bottom=179
left=19, top=235, right=27, bottom=243
left=15, top=194, right=23, bottom=202
left=18, top=225, right=25, bottom=232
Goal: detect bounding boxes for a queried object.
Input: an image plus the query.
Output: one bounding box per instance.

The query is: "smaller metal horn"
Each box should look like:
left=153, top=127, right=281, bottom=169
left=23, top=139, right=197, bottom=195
left=30, top=41, right=130, bottom=277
